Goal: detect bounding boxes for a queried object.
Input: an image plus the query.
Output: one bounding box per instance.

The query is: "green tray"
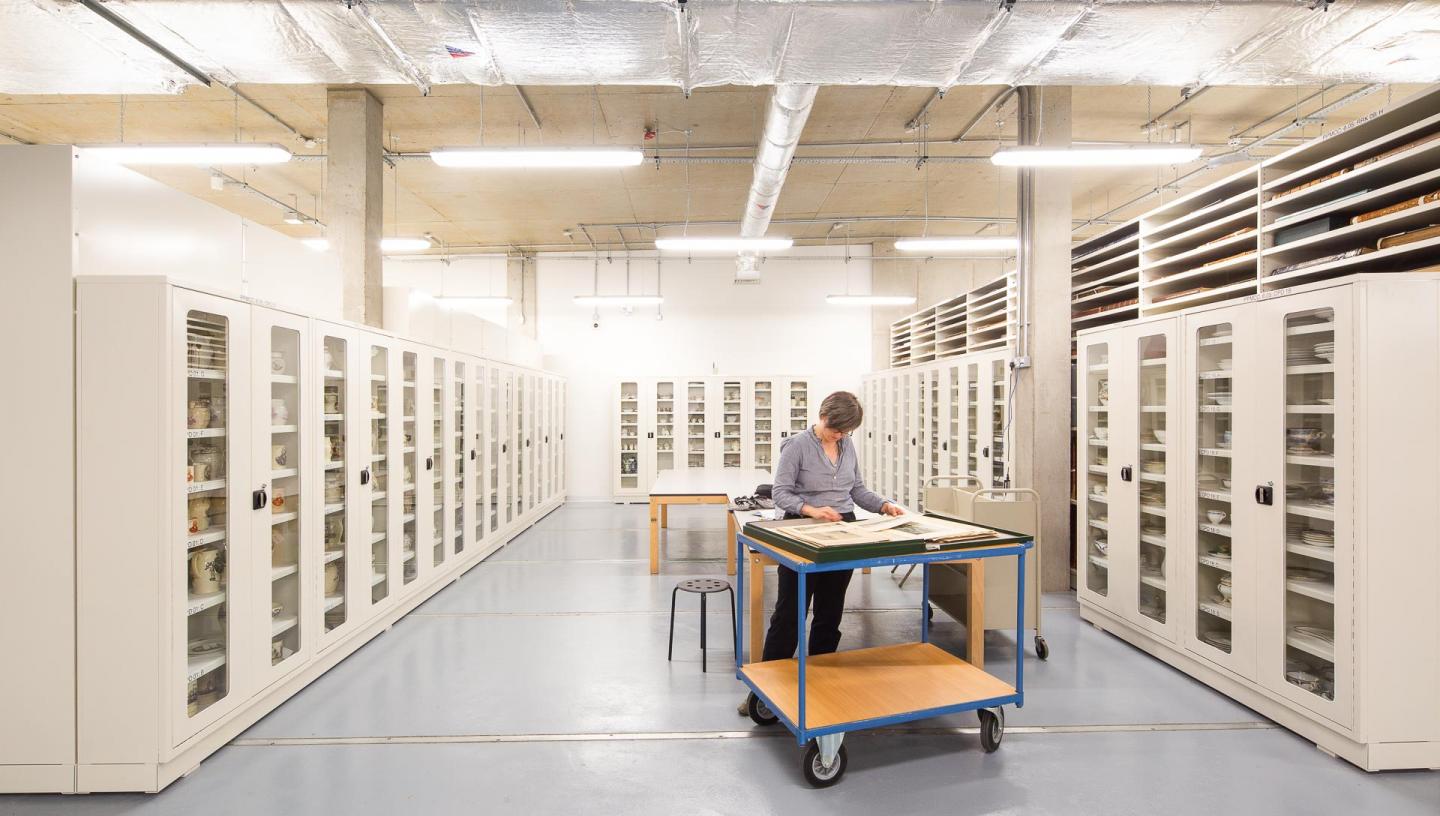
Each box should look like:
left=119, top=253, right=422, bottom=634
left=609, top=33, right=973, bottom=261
left=741, top=515, right=1030, bottom=564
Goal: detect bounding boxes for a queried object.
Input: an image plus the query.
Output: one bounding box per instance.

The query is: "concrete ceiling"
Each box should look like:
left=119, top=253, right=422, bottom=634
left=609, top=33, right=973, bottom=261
left=0, top=82, right=1428, bottom=251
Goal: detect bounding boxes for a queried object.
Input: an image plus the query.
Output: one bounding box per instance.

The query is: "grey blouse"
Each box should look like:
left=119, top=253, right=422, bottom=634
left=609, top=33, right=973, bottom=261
left=771, top=427, right=890, bottom=517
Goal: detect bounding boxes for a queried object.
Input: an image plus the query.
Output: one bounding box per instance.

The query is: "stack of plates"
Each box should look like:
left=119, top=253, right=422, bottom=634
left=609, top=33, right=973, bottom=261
left=1207, top=391, right=1233, bottom=405
left=1201, top=629, right=1232, bottom=650
left=1300, top=529, right=1335, bottom=548
left=1292, top=624, right=1334, bottom=644
left=1287, top=567, right=1331, bottom=585
left=1142, top=461, right=1166, bottom=474
left=1314, top=341, right=1335, bottom=362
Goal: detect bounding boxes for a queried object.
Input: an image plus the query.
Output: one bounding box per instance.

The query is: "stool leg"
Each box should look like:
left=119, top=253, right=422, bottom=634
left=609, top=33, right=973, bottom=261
left=668, top=586, right=679, bottom=661
left=726, top=586, right=737, bottom=660
left=700, top=591, right=708, bottom=672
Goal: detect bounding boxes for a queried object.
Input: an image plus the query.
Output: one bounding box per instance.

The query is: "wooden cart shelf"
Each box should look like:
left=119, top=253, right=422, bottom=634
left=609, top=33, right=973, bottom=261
left=741, top=642, right=1015, bottom=730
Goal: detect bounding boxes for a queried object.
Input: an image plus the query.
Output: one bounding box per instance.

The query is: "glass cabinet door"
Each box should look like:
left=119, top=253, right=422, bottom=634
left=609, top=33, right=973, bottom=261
left=503, top=371, right=515, bottom=524
left=1188, top=310, right=1257, bottom=680
left=655, top=380, right=676, bottom=478
left=1080, top=340, right=1112, bottom=603
left=453, top=360, right=466, bottom=557
left=431, top=356, right=447, bottom=570
left=723, top=380, right=742, bottom=468
left=965, top=363, right=980, bottom=480
left=183, top=306, right=237, bottom=721
left=1136, top=330, right=1172, bottom=631
left=258, top=313, right=305, bottom=673
left=618, top=381, right=639, bottom=492
left=369, top=343, right=392, bottom=604
left=1269, top=299, right=1349, bottom=720
left=788, top=380, right=809, bottom=440
left=927, top=369, right=941, bottom=503
left=753, top=380, right=773, bottom=470
left=990, top=358, right=1008, bottom=488
left=490, top=366, right=503, bottom=532
left=473, top=365, right=487, bottom=545
left=687, top=380, right=707, bottom=469
left=514, top=374, right=526, bottom=516
left=401, top=351, right=418, bottom=585
left=948, top=366, right=962, bottom=476
left=321, top=332, right=349, bottom=636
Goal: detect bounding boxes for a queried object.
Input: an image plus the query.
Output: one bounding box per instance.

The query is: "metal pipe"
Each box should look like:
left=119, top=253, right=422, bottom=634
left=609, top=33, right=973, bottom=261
left=1207, top=84, right=1381, bottom=167
left=904, top=89, right=944, bottom=132
left=1140, top=86, right=1210, bottom=131
left=225, top=84, right=319, bottom=146
left=951, top=87, right=1017, bottom=144
left=210, top=169, right=325, bottom=227
left=77, top=0, right=212, bottom=87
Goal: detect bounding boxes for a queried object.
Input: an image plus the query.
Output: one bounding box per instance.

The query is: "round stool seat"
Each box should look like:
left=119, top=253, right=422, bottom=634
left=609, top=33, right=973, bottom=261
left=676, top=578, right=730, bottom=594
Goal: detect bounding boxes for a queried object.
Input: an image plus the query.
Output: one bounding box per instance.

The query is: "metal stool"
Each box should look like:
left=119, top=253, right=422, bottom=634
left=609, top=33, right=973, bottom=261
left=668, top=578, right=736, bottom=672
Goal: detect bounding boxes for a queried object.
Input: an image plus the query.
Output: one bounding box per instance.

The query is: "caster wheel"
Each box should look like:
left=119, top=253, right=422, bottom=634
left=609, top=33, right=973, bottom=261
left=927, top=603, right=935, bottom=622
left=746, top=692, right=779, bottom=726
left=978, top=707, right=1005, bottom=753
left=802, top=741, right=848, bottom=788
left=1035, top=635, right=1050, bottom=661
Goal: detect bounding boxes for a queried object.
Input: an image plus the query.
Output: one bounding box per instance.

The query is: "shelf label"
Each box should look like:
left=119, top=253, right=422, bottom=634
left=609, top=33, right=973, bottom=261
left=1198, top=523, right=1231, bottom=537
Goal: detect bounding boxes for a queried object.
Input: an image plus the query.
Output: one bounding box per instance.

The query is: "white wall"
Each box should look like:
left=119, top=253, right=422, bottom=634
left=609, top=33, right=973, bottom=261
left=536, top=247, right=876, bottom=500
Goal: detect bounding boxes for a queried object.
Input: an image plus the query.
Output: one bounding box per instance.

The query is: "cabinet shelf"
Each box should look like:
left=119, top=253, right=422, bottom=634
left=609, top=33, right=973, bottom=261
left=324, top=503, right=344, bottom=515
left=1140, top=573, right=1167, bottom=591
left=1140, top=504, right=1166, bottom=517
left=323, top=594, right=345, bottom=612
left=272, top=467, right=299, bottom=480
left=1287, top=540, right=1336, bottom=562
left=1287, top=630, right=1336, bottom=663
left=1198, top=552, right=1233, bottom=572
left=324, top=413, right=344, bottom=422
left=187, top=592, right=226, bottom=616
left=1287, top=502, right=1336, bottom=521
left=370, top=531, right=385, bottom=544
left=323, top=548, right=344, bottom=564
left=1199, top=448, right=1233, bottom=458
left=1139, top=472, right=1167, bottom=483
left=271, top=511, right=299, bottom=526
left=371, top=490, right=387, bottom=501
left=187, top=368, right=225, bottom=381
left=371, top=571, right=386, bottom=586
left=1198, top=601, right=1233, bottom=621
left=1287, top=405, right=1335, bottom=414
left=1199, top=523, right=1233, bottom=537
left=271, top=615, right=298, bottom=637
left=1286, top=454, right=1336, bottom=469
left=1198, top=489, right=1232, bottom=502
left=186, top=652, right=226, bottom=683
left=1198, top=370, right=1233, bottom=380
left=1288, top=578, right=1336, bottom=604
left=271, top=374, right=298, bottom=385
left=186, top=479, right=226, bottom=495
left=1088, top=554, right=1110, bottom=570
left=1140, top=534, right=1167, bottom=548
left=271, top=563, right=298, bottom=581
left=271, top=424, right=298, bottom=434
left=186, top=529, right=226, bottom=549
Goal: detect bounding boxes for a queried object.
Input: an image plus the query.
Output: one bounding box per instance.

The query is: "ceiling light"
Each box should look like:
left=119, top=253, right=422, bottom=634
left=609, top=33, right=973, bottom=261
left=654, top=237, right=794, bottom=252
left=826, top=295, right=918, bottom=306
left=84, top=143, right=293, bottom=165
left=381, top=237, right=433, bottom=252
left=894, top=237, right=1018, bottom=253
left=438, top=296, right=514, bottom=308
left=430, top=147, right=644, bottom=168
left=283, top=211, right=305, bottom=225
left=301, top=238, right=330, bottom=252
left=990, top=146, right=1202, bottom=167
left=573, top=295, right=665, bottom=307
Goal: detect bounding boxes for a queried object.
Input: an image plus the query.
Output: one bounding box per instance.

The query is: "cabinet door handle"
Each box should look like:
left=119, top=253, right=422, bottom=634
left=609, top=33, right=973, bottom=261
left=1120, top=465, right=1133, bottom=482
left=982, top=446, right=990, bottom=457
left=1255, top=484, right=1274, bottom=506
left=425, top=457, right=434, bottom=471
left=942, top=442, right=948, bottom=451
left=470, top=450, right=476, bottom=461
left=713, top=432, right=720, bottom=439
left=503, top=443, right=508, bottom=453
left=360, top=468, right=371, bottom=486
left=252, top=487, right=268, bottom=510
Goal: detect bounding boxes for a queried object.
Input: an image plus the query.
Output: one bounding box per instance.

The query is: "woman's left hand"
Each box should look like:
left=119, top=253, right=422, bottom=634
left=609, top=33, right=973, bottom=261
left=880, top=502, right=905, bottom=517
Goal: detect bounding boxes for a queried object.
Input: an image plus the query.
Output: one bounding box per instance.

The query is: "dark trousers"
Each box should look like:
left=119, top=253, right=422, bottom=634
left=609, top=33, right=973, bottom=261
left=761, top=511, right=855, bottom=661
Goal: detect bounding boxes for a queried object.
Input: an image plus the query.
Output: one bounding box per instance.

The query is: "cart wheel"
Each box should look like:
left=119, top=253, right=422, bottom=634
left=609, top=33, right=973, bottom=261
left=978, top=707, right=1005, bottom=753
left=927, top=603, right=935, bottom=622
left=746, top=692, right=779, bottom=726
left=802, top=741, right=848, bottom=787
left=1035, top=635, right=1050, bottom=661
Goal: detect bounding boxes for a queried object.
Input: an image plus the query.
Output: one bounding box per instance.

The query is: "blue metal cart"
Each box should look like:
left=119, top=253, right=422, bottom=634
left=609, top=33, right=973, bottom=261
left=734, top=527, right=1033, bottom=787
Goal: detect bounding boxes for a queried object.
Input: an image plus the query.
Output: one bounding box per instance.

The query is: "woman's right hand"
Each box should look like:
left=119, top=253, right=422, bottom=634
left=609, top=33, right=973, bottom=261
left=803, top=504, right=842, bottom=522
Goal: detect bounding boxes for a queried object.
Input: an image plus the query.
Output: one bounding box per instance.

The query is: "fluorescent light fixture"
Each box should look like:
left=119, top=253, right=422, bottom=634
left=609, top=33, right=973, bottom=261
left=381, top=237, right=433, bottom=252
left=84, top=143, right=293, bottom=165
left=573, top=295, right=665, bottom=307
left=826, top=294, right=918, bottom=306
left=283, top=211, right=305, bottom=225
left=894, top=237, right=1018, bottom=253
left=438, top=296, right=514, bottom=307
left=301, top=238, right=330, bottom=252
left=654, top=237, right=794, bottom=252
left=430, top=147, right=644, bottom=168
left=990, top=145, right=1202, bottom=167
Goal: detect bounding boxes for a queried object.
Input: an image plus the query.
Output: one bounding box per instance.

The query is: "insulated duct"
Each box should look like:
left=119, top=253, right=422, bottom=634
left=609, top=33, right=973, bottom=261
left=736, top=84, right=817, bottom=282
left=5, top=2, right=1440, bottom=94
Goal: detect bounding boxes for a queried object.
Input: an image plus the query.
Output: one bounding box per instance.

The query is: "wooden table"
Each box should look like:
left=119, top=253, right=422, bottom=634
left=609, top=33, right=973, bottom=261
left=649, top=467, right=771, bottom=576
left=736, top=511, right=986, bottom=668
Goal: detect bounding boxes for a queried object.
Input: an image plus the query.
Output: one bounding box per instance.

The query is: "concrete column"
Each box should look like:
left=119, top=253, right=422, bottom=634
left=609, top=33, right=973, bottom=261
left=326, top=89, right=384, bottom=326
left=507, top=252, right=538, bottom=338
left=1012, top=86, right=1074, bottom=592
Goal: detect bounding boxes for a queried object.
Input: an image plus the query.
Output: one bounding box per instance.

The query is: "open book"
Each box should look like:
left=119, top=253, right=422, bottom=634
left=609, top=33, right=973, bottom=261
left=769, top=513, right=1001, bottom=549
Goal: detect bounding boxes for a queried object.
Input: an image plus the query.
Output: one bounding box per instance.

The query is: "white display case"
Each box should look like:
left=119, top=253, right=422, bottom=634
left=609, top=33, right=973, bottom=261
left=1076, top=273, right=1440, bottom=771
left=67, top=276, right=566, bottom=793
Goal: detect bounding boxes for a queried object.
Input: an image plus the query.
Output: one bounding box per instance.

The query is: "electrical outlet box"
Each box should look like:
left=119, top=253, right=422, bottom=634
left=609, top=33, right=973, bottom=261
left=1011, top=356, right=1031, bottom=369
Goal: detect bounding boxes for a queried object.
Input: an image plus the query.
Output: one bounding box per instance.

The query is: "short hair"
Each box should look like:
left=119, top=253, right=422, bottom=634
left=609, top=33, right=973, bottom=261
left=819, top=391, right=863, bottom=434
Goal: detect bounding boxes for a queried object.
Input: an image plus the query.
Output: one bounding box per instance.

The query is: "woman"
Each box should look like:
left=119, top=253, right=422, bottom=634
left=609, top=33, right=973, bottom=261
left=741, top=391, right=903, bottom=713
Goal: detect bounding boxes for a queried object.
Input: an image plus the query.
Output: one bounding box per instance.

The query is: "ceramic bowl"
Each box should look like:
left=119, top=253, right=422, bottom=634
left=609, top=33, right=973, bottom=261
left=1095, top=426, right=1109, bottom=440
left=1153, top=429, right=1167, bottom=444
left=1207, top=510, right=1228, bottom=525
left=1093, top=538, right=1109, bottom=555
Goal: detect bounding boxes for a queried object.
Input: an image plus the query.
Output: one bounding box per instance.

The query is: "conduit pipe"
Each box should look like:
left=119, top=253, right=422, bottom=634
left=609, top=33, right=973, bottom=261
left=736, top=84, right=818, bottom=282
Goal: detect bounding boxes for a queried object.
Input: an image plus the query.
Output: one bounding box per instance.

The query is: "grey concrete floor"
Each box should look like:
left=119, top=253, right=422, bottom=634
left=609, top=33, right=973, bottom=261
left=5, top=501, right=1437, bottom=814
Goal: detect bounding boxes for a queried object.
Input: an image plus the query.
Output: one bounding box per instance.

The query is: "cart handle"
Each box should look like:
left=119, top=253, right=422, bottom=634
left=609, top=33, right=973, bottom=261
left=969, top=488, right=1043, bottom=550
left=923, top=474, right=984, bottom=488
